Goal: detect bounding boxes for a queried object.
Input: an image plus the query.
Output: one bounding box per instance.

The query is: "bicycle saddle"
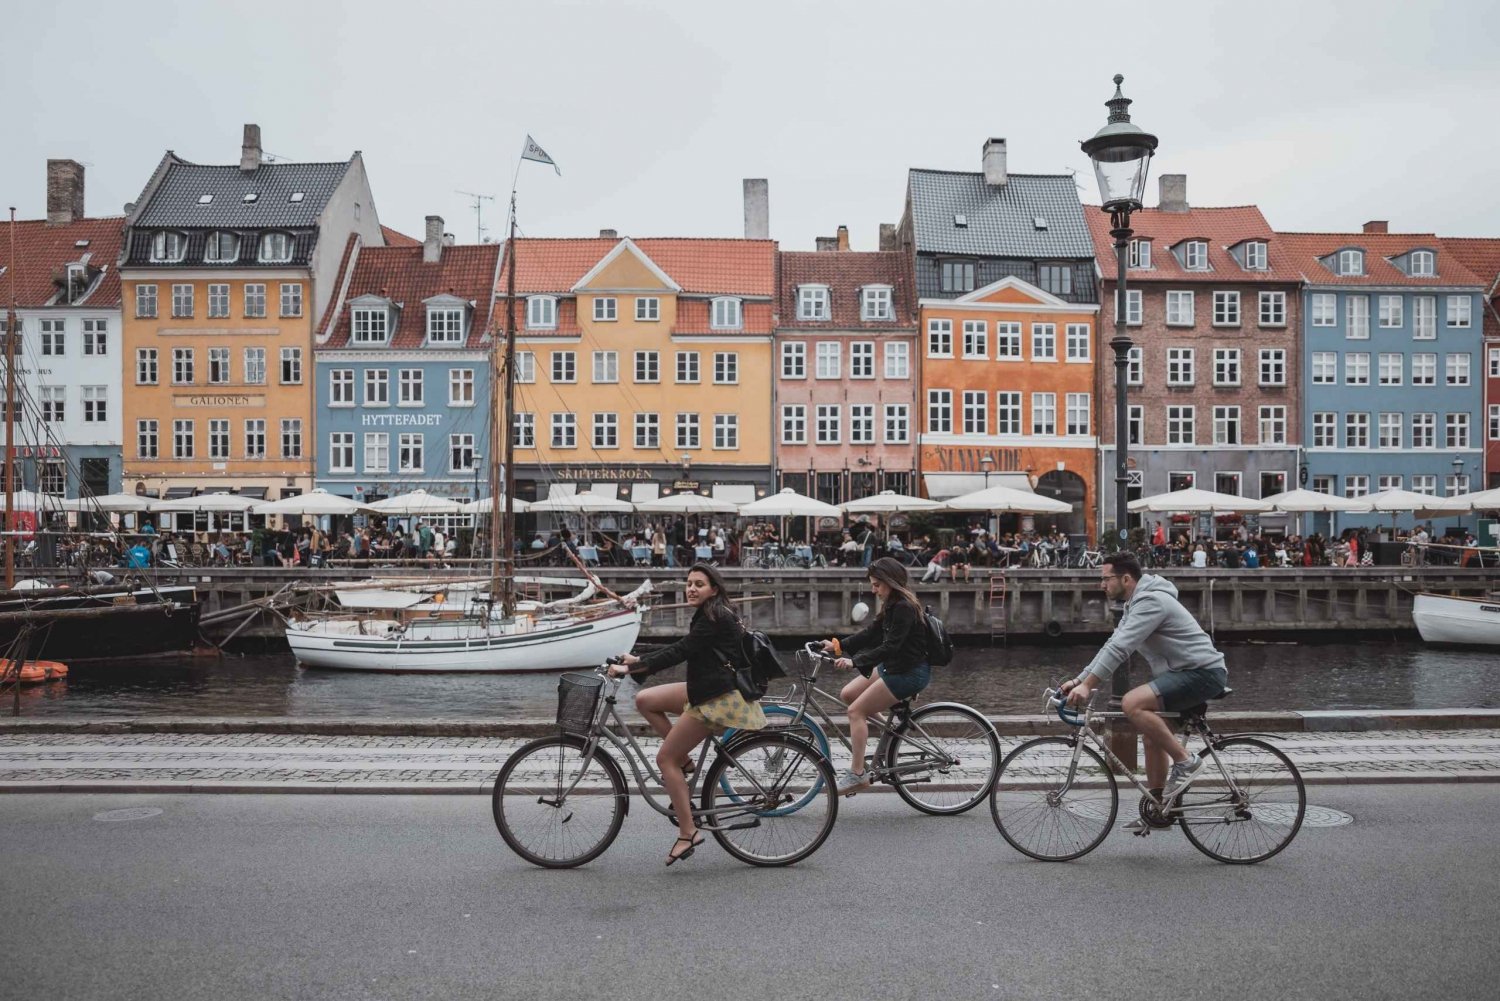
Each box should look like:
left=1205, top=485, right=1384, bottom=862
left=1177, top=687, right=1232, bottom=720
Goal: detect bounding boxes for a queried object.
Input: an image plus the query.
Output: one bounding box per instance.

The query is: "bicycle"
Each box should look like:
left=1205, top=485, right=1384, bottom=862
left=736, top=644, right=1001, bottom=815
left=1073, top=548, right=1103, bottom=569
left=990, top=687, right=1305, bottom=864
left=493, top=663, right=839, bottom=868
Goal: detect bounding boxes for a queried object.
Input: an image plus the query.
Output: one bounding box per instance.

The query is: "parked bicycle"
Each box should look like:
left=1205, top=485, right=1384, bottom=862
left=1072, top=548, right=1104, bottom=569
left=990, top=687, right=1304, bottom=864
left=730, top=644, right=1000, bottom=815
left=493, top=663, right=839, bottom=868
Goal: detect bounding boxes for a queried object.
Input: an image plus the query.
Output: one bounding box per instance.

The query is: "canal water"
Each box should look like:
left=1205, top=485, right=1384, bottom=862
left=8, top=641, right=1497, bottom=719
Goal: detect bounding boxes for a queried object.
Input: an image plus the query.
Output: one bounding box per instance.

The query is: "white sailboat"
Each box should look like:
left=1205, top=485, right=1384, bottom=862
left=1412, top=592, right=1500, bottom=648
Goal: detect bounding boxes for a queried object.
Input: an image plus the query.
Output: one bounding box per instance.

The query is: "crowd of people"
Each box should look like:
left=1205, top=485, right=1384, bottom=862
left=1143, top=521, right=1483, bottom=569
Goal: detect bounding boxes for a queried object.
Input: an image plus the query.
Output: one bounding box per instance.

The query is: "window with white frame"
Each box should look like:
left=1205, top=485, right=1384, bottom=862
left=1259, top=348, right=1286, bottom=386
left=328, top=433, right=354, bottom=472
left=962, top=320, right=987, bottom=358
left=1166, top=290, right=1195, bottom=325
left=1127, top=346, right=1143, bottom=385
left=1311, top=293, right=1337, bottom=326
left=396, top=432, right=421, bottom=471
left=204, top=419, right=229, bottom=459
left=1379, top=295, right=1403, bottom=328
left=208, top=346, right=230, bottom=384
left=1378, top=412, right=1403, bottom=449
left=1412, top=412, right=1436, bottom=449
left=927, top=318, right=952, bottom=356
left=352, top=308, right=388, bottom=343
left=551, top=351, right=576, bottom=383
left=1311, top=475, right=1334, bottom=495
left=151, top=231, right=187, bottom=263
left=1215, top=472, right=1242, bottom=496
left=781, top=405, right=806, bottom=444
left=592, top=412, right=618, bottom=449
left=713, top=414, right=737, bottom=449
left=676, top=351, right=699, bottom=383
left=1406, top=249, right=1435, bottom=276
left=1446, top=353, right=1470, bottom=386
left=711, top=297, right=742, bottom=329
left=398, top=369, right=423, bottom=406
left=781, top=342, right=805, bottom=379
left=1244, top=241, right=1268, bottom=270
left=850, top=341, right=874, bottom=378
left=280, top=347, right=302, bottom=384
left=1345, top=352, right=1370, bottom=386
left=1345, top=412, right=1370, bottom=448
left=1167, top=347, right=1195, bottom=386
left=38, top=319, right=64, bottom=356
left=244, top=283, right=266, bottom=318
left=526, top=296, right=557, bottom=329
left=995, top=322, right=1022, bottom=359
left=1031, top=392, right=1057, bottom=435
left=861, top=287, right=892, bottom=321
left=1213, top=291, right=1241, bottom=325
left=1128, top=239, right=1151, bottom=268
left=1169, top=471, right=1197, bottom=491
left=815, top=404, right=841, bottom=443
left=449, top=368, right=474, bottom=406
left=1311, top=351, right=1337, bottom=384
left=137, top=419, right=159, bottom=459
left=428, top=307, right=464, bottom=343
left=927, top=390, right=952, bottom=433
left=1447, top=295, right=1472, bottom=328
left=1031, top=323, right=1056, bottom=360
left=1065, top=393, right=1090, bottom=436
left=1491, top=347, right=1500, bottom=378
left=1344, top=474, right=1369, bottom=498
left=512, top=414, right=535, bottom=449
left=850, top=404, right=875, bottom=443
left=1167, top=406, right=1195, bottom=444
left=1184, top=241, right=1208, bottom=270
left=884, top=341, right=909, bottom=378
left=1258, top=405, right=1287, bottom=444
left=1412, top=352, right=1437, bottom=386
left=280, top=282, right=303, bottom=318
left=592, top=297, right=617, bottom=322
left=328, top=369, right=354, bottom=406
left=1213, top=348, right=1241, bottom=386
left=1125, top=289, right=1143, bottom=325
left=1413, top=296, right=1436, bottom=339
left=172, top=419, right=194, bottom=458
left=1446, top=412, right=1470, bottom=448
left=677, top=413, right=700, bottom=449
left=815, top=342, right=841, bottom=379
left=364, top=369, right=389, bottom=405
left=1213, top=406, right=1240, bottom=445
left=1312, top=412, right=1337, bottom=448
left=363, top=432, right=389, bottom=472
left=635, top=297, right=660, bottom=321
left=634, top=412, right=659, bottom=449
left=1377, top=474, right=1403, bottom=492
left=1489, top=404, right=1500, bottom=442
left=939, top=260, right=975, bottom=292
left=515, top=351, right=535, bottom=383
left=1412, top=474, right=1437, bottom=495
left=713, top=352, right=738, bottom=384
left=962, top=391, right=987, bottom=434
left=1346, top=294, right=1370, bottom=339
left=208, top=283, right=230, bottom=318
left=1128, top=405, right=1143, bottom=445
left=244, top=347, right=265, bottom=385
left=1338, top=249, right=1363, bottom=275
left=996, top=392, right=1022, bottom=435
left=797, top=286, right=830, bottom=320
left=172, top=347, right=194, bottom=384
left=137, top=348, right=158, bottom=385
left=633, top=350, right=659, bottom=383
left=135, top=284, right=158, bottom=318
left=592, top=350, right=618, bottom=383
left=884, top=404, right=909, bottom=444
left=1259, top=291, right=1286, bottom=326
left=1446, top=474, right=1471, bottom=496
left=1065, top=323, right=1090, bottom=361
left=82, top=385, right=106, bottom=424
left=259, top=233, right=294, bottom=263
left=1378, top=353, right=1403, bottom=386
left=171, top=283, right=194, bottom=318
left=281, top=419, right=303, bottom=459
left=551, top=413, right=576, bottom=448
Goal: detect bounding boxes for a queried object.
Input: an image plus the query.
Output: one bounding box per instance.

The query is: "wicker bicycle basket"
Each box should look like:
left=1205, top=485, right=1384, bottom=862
left=556, top=673, right=605, bottom=735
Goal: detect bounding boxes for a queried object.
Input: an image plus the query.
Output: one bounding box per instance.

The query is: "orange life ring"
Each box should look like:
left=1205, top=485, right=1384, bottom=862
left=2, top=659, right=69, bottom=683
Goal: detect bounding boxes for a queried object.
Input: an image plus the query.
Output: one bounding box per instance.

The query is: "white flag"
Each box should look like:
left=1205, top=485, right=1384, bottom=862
left=521, top=135, right=561, bottom=175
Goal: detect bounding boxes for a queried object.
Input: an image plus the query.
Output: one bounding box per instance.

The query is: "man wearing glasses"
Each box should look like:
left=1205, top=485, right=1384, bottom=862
left=1062, top=553, right=1228, bottom=821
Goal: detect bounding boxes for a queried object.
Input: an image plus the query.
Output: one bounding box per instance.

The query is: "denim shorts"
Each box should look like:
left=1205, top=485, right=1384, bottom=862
left=877, top=662, right=932, bottom=701
left=1149, top=666, right=1229, bottom=712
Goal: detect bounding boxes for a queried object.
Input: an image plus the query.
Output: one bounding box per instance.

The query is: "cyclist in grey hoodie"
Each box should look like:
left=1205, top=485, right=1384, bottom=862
left=1062, top=553, right=1228, bottom=821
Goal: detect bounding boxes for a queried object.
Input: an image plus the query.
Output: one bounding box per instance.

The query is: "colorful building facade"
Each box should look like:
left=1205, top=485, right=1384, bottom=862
left=1442, top=237, right=1500, bottom=495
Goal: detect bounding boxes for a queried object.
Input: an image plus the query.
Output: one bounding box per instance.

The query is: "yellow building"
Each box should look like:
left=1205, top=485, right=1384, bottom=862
left=119, top=124, right=383, bottom=523
left=499, top=237, right=777, bottom=510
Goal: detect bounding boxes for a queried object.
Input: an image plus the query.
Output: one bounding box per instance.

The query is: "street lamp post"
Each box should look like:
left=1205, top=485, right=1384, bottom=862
left=471, top=453, right=483, bottom=558
left=981, top=454, right=995, bottom=535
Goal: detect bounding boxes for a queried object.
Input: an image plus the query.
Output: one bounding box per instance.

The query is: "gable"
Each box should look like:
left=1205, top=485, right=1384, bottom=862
left=956, top=275, right=1064, bottom=308
left=572, top=238, right=681, bottom=292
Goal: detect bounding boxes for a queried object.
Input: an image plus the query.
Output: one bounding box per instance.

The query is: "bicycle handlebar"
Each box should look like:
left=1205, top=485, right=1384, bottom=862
left=1043, top=687, right=1087, bottom=727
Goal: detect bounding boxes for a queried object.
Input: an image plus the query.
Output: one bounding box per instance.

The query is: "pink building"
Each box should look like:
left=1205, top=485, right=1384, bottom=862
left=774, top=240, right=917, bottom=503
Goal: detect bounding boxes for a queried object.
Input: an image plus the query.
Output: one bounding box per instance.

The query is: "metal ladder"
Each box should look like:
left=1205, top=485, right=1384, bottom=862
left=987, top=569, right=1008, bottom=645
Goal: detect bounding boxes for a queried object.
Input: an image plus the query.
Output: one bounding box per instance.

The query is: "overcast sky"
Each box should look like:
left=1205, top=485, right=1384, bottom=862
left=6, top=0, right=1499, bottom=251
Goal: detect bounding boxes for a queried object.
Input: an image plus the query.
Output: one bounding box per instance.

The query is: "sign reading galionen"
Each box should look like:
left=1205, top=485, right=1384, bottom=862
left=174, top=394, right=266, bottom=408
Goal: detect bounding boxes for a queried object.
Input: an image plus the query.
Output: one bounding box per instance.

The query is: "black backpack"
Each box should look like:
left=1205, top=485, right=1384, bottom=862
left=724, top=627, right=787, bottom=702
left=923, top=605, right=954, bottom=667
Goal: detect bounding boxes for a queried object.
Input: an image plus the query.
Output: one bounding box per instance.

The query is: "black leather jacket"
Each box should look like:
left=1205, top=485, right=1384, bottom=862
left=635, top=607, right=742, bottom=705
left=841, top=600, right=927, bottom=676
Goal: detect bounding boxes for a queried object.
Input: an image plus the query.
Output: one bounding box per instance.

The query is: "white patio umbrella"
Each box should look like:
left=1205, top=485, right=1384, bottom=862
left=738, top=487, right=842, bottom=519
left=1128, top=488, right=1272, bottom=514
left=151, top=491, right=262, bottom=513
left=0, top=489, right=66, bottom=513
left=1364, top=488, right=1468, bottom=517
left=1262, top=489, right=1373, bottom=514
left=1455, top=486, right=1500, bottom=511
left=253, top=489, right=376, bottom=517
left=528, top=490, right=634, bottom=514
left=840, top=490, right=944, bottom=515
left=461, top=495, right=532, bottom=514
left=59, top=492, right=155, bottom=513
left=367, top=489, right=467, bottom=515
left=635, top=493, right=741, bottom=514
left=941, top=484, right=1072, bottom=515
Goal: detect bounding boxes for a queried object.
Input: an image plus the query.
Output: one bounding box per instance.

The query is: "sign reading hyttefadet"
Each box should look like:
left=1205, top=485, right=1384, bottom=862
left=360, top=413, right=444, bottom=427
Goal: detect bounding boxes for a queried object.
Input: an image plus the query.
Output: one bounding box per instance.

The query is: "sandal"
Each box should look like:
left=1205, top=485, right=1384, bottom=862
left=665, top=833, right=704, bottom=866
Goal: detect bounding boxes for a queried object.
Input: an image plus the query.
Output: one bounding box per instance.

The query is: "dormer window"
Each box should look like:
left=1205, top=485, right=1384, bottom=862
left=258, top=232, right=294, bottom=263
left=204, top=231, right=239, bottom=263
left=351, top=307, right=390, bottom=344
left=526, top=295, right=557, bottom=329
left=861, top=286, right=893, bottom=321
left=427, top=307, right=464, bottom=344
left=1183, top=241, right=1209, bottom=270
left=1128, top=239, right=1151, bottom=269
left=710, top=297, right=742, bottom=329
left=1243, top=241, right=1267, bottom=270
left=150, top=231, right=187, bottom=263
left=1410, top=250, right=1435, bottom=276
left=64, top=264, right=89, bottom=305
left=798, top=285, right=830, bottom=321
left=1338, top=249, right=1364, bottom=276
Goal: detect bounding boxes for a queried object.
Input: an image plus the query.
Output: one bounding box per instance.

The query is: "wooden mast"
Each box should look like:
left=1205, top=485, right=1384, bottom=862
left=4, top=208, right=17, bottom=590
left=493, top=192, right=519, bottom=617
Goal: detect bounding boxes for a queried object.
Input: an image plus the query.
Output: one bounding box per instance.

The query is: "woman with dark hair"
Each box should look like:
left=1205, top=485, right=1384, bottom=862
left=819, top=556, right=931, bottom=795
left=610, top=562, right=765, bottom=864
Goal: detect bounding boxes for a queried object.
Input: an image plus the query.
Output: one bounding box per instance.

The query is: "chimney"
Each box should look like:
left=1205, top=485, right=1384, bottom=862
left=743, top=178, right=769, bottom=239
left=423, top=215, right=444, bottom=263
left=46, top=159, right=85, bottom=226
left=239, top=124, right=262, bottom=172
left=442, top=233, right=456, bottom=247
left=1158, top=174, right=1189, bottom=213
left=1363, top=220, right=1388, bottom=234
left=836, top=225, right=850, bottom=251
left=878, top=223, right=897, bottom=252
left=815, top=236, right=838, bottom=252
left=599, top=228, right=618, bottom=238
left=982, top=138, right=1008, bottom=187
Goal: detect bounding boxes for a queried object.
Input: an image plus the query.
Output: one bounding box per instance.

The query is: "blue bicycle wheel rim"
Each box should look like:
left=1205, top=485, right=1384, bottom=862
left=719, top=705, right=829, bottom=816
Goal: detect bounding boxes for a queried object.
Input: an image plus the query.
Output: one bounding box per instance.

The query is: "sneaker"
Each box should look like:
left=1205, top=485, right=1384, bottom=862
left=834, top=769, right=869, bottom=795
left=1164, top=753, right=1202, bottom=798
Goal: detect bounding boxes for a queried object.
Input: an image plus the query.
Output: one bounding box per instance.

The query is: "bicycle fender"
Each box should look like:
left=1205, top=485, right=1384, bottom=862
left=908, top=701, right=1000, bottom=736
left=719, top=729, right=828, bottom=764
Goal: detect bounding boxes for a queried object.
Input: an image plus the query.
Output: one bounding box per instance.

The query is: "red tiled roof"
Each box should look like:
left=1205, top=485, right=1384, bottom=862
left=0, top=216, right=125, bottom=308
left=498, top=237, right=776, bottom=296
left=322, top=242, right=503, bottom=349
left=1441, top=237, right=1500, bottom=294
left=1085, top=206, right=1299, bottom=283
left=777, top=251, right=916, bottom=330
left=1276, top=231, right=1484, bottom=287
left=381, top=225, right=422, bottom=247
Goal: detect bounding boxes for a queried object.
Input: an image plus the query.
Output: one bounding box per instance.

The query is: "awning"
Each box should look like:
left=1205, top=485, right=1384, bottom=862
left=589, top=483, right=623, bottom=499
left=237, top=486, right=269, bottom=499
left=546, top=483, right=578, bottom=500
left=923, top=472, right=1030, bottom=500
left=163, top=487, right=195, bottom=499
left=712, top=484, right=756, bottom=505
left=630, top=483, right=660, bottom=503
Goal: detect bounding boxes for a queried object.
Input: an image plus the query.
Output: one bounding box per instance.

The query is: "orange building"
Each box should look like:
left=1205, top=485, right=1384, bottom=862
left=918, top=277, right=1099, bottom=539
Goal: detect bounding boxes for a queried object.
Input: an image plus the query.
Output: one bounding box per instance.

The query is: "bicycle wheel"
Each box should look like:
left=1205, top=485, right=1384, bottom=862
left=701, top=731, right=838, bottom=867
left=1178, top=737, right=1304, bottom=864
left=990, top=736, right=1116, bottom=861
left=884, top=702, right=1000, bottom=815
left=492, top=735, right=627, bottom=869
left=719, top=704, right=830, bottom=815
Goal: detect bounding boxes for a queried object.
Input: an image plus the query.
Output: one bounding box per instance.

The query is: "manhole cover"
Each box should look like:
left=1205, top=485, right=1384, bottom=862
left=93, top=807, right=163, bottom=822
left=1293, top=805, right=1354, bottom=827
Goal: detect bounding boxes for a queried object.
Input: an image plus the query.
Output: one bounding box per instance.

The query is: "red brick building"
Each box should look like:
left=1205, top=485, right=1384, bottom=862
left=1442, top=238, right=1500, bottom=490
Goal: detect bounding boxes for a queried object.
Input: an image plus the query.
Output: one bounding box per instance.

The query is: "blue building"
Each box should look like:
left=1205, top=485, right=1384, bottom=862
left=1282, top=226, right=1485, bottom=532
left=313, top=220, right=501, bottom=517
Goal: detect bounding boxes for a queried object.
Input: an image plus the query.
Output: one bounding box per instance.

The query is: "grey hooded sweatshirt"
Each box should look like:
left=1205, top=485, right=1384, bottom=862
left=1075, top=574, right=1226, bottom=685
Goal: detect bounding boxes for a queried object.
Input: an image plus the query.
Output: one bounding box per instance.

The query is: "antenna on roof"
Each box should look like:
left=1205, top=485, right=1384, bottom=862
left=456, top=190, right=496, bottom=243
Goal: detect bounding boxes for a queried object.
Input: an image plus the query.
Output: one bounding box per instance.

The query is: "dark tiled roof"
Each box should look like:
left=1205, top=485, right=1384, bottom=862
left=321, top=242, right=503, bottom=349
left=122, top=227, right=318, bottom=268
left=0, top=216, right=125, bottom=308
left=133, top=156, right=351, bottom=228
left=1085, top=206, right=1301, bottom=284
left=1277, top=232, right=1484, bottom=288
left=777, top=251, right=916, bottom=330
left=908, top=169, right=1094, bottom=259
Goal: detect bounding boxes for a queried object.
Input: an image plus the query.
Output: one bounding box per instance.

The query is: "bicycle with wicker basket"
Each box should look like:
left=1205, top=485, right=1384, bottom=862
left=492, top=663, right=840, bottom=868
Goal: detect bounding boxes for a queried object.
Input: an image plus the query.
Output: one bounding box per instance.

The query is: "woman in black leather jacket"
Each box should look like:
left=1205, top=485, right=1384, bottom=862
left=820, top=557, right=931, bottom=795
left=612, top=562, right=765, bottom=864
